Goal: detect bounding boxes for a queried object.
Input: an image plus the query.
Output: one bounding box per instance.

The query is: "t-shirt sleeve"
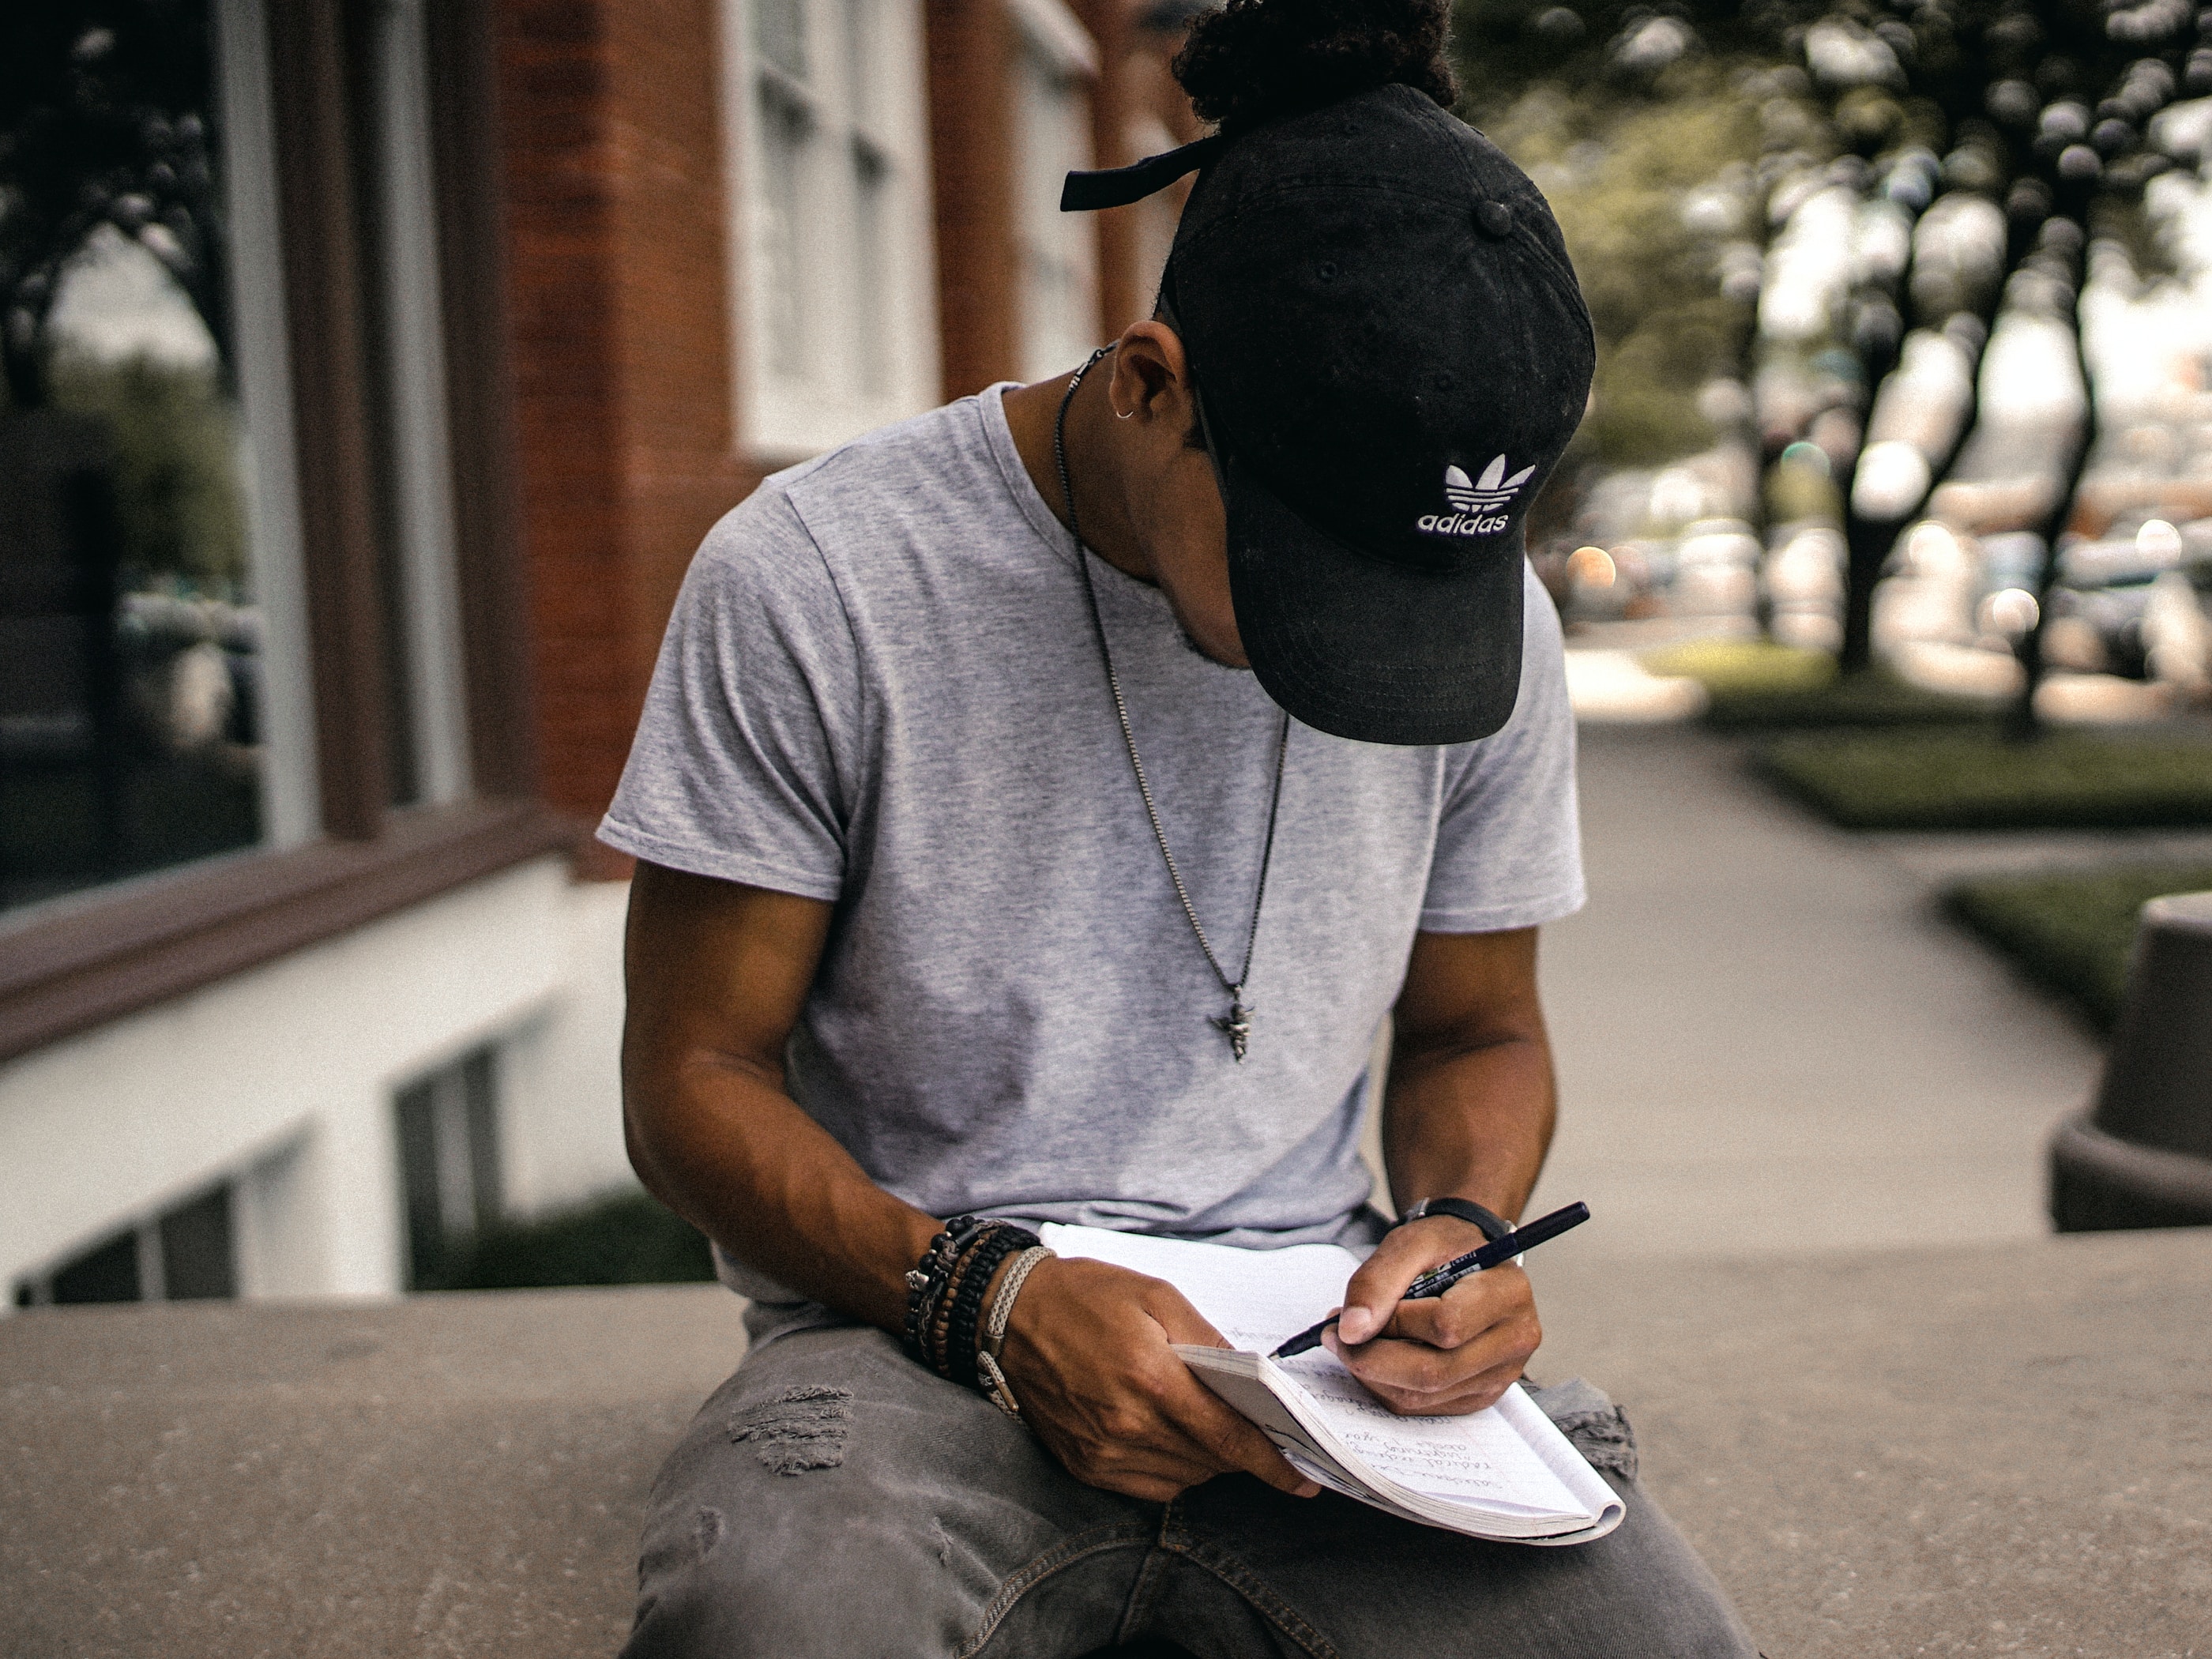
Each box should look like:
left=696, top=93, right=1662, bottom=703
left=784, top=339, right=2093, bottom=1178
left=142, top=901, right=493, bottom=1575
left=1418, top=562, right=1586, bottom=933
left=596, top=489, right=861, bottom=900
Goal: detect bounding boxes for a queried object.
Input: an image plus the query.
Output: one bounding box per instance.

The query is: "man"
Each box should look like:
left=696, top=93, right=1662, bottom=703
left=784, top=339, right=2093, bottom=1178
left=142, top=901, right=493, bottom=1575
left=601, top=13, right=1757, bottom=1653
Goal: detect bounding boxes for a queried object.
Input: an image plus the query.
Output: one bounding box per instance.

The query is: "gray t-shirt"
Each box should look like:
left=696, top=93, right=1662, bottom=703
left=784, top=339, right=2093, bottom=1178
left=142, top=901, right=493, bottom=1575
left=600, top=386, right=1583, bottom=1282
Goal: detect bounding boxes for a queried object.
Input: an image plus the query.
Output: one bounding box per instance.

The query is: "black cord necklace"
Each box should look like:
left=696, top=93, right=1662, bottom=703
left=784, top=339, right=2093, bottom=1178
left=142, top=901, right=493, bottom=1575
left=1054, top=344, right=1290, bottom=1063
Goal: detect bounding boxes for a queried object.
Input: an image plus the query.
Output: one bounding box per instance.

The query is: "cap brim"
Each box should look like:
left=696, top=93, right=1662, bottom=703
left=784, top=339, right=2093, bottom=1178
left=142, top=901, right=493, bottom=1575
left=1225, top=457, right=1526, bottom=747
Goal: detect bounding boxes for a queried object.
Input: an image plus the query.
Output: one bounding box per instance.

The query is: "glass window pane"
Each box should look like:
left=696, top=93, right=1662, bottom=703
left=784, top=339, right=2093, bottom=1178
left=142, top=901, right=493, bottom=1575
left=841, top=0, right=875, bottom=126
left=753, top=0, right=808, bottom=82
left=851, top=140, right=890, bottom=394
left=461, top=1044, right=502, bottom=1236
left=2, top=3, right=269, bottom=912
left=395, top=1044, right=502, bottom=1289
left=395, top=1073, right=447, bottom=1288
left=758, top=84, right=812, bottom=377
left=159, top=1183, right=236, bottom=1300
left=51, top=1228, right=142, bottom=1304
left=1014, top=45, right=1096, bottom=382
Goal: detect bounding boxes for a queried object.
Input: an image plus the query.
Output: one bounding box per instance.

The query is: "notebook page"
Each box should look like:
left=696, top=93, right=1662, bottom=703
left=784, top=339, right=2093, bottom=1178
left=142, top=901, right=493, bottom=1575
left=1276, top=1357, right=1586, bottom=1515
left=1492, top=1387, right=1627, bottom=1521
left=1040, top=1224, right=1357, bottom=1354
left=1045, top=1224, right=1589, bottom=1523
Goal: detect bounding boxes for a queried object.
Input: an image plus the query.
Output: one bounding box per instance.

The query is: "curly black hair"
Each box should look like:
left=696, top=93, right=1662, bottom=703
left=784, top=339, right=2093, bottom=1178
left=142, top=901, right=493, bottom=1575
left=1171, top=0, right=1458, bottom=134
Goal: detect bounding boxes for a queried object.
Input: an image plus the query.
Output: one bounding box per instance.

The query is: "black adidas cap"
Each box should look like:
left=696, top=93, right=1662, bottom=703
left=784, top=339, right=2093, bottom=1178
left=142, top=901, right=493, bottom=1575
left=1064, top=83, right=1594, bottom=746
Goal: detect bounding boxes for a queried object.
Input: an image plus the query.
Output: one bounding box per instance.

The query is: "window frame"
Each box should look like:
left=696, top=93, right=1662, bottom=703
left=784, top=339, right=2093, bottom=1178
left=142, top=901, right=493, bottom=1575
left=0, top=0, right=570, bottom=1066
left=1009, top=0, right=1100, bottom=385
left=721, top=0, right=942, bottom=459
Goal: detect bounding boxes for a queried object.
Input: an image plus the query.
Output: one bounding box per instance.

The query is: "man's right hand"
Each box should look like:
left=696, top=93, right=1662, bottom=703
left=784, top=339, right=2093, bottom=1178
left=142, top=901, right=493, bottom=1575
left=997, top=1255, right=1322, bottom=1504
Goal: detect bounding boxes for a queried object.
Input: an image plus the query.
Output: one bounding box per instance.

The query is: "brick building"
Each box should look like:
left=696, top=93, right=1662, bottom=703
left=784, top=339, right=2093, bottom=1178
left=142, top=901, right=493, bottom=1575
left=1, top=0, right=1194, bottom=1306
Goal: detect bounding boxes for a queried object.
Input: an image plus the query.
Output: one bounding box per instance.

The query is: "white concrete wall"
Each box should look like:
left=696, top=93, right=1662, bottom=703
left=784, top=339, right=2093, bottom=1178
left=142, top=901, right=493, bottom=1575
left=0, top=860, right=634, bottom=1305
left=499, top=877, right=634, bottom=1218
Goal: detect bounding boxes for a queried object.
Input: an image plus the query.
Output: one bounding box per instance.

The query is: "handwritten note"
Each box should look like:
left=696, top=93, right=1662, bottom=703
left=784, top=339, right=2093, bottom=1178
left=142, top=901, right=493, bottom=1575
left=1043, top=1223, right=1583, bottom=1518
left=1278, top=1352, right=1581, bottom=1511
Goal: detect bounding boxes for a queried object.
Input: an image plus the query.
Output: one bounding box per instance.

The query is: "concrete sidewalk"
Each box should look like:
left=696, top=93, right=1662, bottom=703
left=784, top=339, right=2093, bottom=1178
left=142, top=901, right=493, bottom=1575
left=1526, top=725, right=2107, bottom=1260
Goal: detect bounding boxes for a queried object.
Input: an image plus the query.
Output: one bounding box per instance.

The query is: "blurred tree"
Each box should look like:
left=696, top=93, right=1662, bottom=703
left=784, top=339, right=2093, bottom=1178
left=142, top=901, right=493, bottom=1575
left=1480, top=71, right=1764, bottom=468
left=48, top=352, right=246, bottom=586
left=0, top=2, right=231, bottom=410
left=1457, top=0, right=2205, bottom=732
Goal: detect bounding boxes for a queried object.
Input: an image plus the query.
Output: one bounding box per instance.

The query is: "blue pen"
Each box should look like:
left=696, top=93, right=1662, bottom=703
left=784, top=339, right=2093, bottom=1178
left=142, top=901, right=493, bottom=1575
left=1269, top=1201, right=1591, bottom=1360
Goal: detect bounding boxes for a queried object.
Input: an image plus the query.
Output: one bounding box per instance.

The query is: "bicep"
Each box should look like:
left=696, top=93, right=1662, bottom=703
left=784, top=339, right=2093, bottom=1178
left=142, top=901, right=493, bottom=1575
left=622, top=861, right=833, bottom=1085
left=1393, top=927, right=1544, bottom=1055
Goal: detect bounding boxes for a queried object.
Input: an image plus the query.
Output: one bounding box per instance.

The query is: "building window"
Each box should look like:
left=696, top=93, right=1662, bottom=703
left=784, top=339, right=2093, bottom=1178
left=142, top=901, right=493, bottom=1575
left=0, top=0, right=472, bottom=920
left=344, top=0, right=473, bottom=812
left=1, top=4, right=284, bottom=912
left=13, top=1180, right=238, bottom=1306
left=724, top=0, right=939, bottom=457
left=394, top=1043, right=502, bottom=1289
left=1011, top=0, right=1098, bottom=383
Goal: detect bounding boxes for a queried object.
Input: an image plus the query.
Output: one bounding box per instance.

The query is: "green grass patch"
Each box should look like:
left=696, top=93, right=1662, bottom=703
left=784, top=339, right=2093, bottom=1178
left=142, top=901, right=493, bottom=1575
left=1756, top=731, right=2212, bottom=830
left=1944, top=865, right=2212, bottom=1031
left=1688, top=660, right=1996, bottom=732
left=437, top=1189, right=716, bottom=1291
left=1641, top=638, right=1838, bottom=698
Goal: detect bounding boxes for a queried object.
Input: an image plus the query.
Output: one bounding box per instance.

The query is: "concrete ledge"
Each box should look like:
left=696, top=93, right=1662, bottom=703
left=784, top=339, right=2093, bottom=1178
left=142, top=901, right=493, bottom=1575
left=4, top=1232, right=2209, bottom=1657
left=1534, top=1228, right=2212, bottom=1657
left=0, top=1287, right=751, bottom=1657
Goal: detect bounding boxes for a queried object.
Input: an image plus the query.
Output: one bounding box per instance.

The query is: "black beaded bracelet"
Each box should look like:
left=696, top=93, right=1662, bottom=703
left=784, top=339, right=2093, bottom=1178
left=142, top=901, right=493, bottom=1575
left=931, top=1222, right=1006, bottom=1377
left=946, top=1224, right=1036, bottom=1388
left=903, top=1215, right=984, bottom=1364
left=902, top=1217, right=1042, bottom=1386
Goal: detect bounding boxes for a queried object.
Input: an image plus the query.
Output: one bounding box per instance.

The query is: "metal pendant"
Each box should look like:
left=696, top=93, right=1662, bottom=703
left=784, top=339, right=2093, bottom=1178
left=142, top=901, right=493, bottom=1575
left=1213, top=993, right=1253, bottom=1063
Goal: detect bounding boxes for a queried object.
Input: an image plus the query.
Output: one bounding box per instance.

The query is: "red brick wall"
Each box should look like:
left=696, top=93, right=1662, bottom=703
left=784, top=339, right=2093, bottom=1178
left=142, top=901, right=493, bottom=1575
left=496, top=0, right=760, bottom=875
left=495, top=0, right=1167, bottom=875
left=925, top=0, right=1021, bottom=398
left=1071, top=0, right=1140, bottom=342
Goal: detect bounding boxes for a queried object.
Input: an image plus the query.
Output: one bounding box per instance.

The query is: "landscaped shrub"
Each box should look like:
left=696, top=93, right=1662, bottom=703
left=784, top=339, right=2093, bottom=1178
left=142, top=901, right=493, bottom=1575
left=437, top=1189, right=717, bottom=1291
left=1944, top=867, right=2212, bottom=1031
left=1757, top=732, right=2212, bottom=830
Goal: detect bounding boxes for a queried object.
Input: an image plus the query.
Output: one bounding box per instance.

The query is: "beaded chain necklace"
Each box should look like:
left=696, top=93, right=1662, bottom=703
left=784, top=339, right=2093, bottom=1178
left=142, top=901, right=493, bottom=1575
left=1052, top=344, right=1289, bottom=1062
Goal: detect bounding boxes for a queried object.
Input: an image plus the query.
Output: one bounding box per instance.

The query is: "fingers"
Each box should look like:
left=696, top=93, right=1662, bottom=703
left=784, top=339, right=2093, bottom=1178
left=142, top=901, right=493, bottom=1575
left=1335, top=1216, right=1491, bottom=1344
left=1003, top=1260, right=1319, bottom=1501
left=1141, top=1288, right=1320, bottom=1497
left=1355, top=1354, right=1529, bottom=1416
left=1326, top=1263, right=1542, bottom=1416
left=1380, top=1265, right=1534, bottom=1350
left=1172, top=1371, right=1322, bottom=1497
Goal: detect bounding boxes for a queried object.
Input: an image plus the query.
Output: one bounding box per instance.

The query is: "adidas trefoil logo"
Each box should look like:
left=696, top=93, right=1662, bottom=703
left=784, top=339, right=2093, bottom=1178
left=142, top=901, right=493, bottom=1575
left=1420, top=456, right=1535, bottom=537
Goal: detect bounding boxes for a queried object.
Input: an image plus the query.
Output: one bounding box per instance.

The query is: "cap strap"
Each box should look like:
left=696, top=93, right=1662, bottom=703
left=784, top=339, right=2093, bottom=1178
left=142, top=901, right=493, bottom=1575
left=1059, top=134, right=1227, bottom=213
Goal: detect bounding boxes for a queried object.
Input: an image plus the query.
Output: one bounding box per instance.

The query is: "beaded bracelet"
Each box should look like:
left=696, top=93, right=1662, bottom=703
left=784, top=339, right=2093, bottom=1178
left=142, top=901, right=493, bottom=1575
left=946, top=1224, right=1034, bottom=1388
left=903, top=1214, right=984, bottom=1365
left=901, top=1217, right=1040, bottom=1390
left=929, top=1227, right=994, bottom=1375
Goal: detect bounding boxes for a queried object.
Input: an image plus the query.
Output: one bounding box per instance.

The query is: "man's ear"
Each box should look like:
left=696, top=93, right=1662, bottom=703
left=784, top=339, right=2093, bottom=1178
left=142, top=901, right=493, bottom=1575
left=1107, top=320, right=1194, bottom=430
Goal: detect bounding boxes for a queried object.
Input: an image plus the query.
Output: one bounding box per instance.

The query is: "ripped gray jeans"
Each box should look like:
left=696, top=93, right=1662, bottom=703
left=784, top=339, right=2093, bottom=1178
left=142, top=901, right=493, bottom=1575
left=623, top=1320, right=1758, bottom=1658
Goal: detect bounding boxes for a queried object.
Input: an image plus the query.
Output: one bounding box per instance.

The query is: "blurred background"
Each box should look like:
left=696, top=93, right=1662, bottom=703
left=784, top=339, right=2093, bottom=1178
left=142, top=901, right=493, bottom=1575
left=4, top=0, right=2210, bottom=1309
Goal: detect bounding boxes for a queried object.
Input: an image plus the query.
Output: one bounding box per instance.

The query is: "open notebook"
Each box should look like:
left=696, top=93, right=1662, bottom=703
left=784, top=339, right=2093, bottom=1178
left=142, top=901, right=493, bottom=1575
left=1041, top=1224, right=1626, bottom=1546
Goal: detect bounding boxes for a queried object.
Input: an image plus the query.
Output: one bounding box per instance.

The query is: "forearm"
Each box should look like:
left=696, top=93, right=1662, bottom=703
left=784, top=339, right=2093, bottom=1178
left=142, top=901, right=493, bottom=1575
left=623, top=1038, right=939, bottom=1333
left=619, top=867, right=936, bottom=1334
left=1380, top=1025, right=1555, bottom=1221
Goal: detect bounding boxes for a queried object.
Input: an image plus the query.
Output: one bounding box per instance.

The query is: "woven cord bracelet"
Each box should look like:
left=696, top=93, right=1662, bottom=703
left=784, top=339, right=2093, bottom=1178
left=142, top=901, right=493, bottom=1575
left=975, top=1244, right=1053, bottom=1418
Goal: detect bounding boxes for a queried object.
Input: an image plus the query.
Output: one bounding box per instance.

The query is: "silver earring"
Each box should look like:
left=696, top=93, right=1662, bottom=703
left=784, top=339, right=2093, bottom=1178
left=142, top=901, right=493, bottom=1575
left=1115, top=408, right=1134, bottom=420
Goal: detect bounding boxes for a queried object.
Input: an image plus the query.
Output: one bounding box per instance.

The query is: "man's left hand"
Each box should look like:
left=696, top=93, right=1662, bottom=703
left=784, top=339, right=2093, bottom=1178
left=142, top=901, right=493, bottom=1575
left=1322, top=1217, right=1540, bottom=1416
